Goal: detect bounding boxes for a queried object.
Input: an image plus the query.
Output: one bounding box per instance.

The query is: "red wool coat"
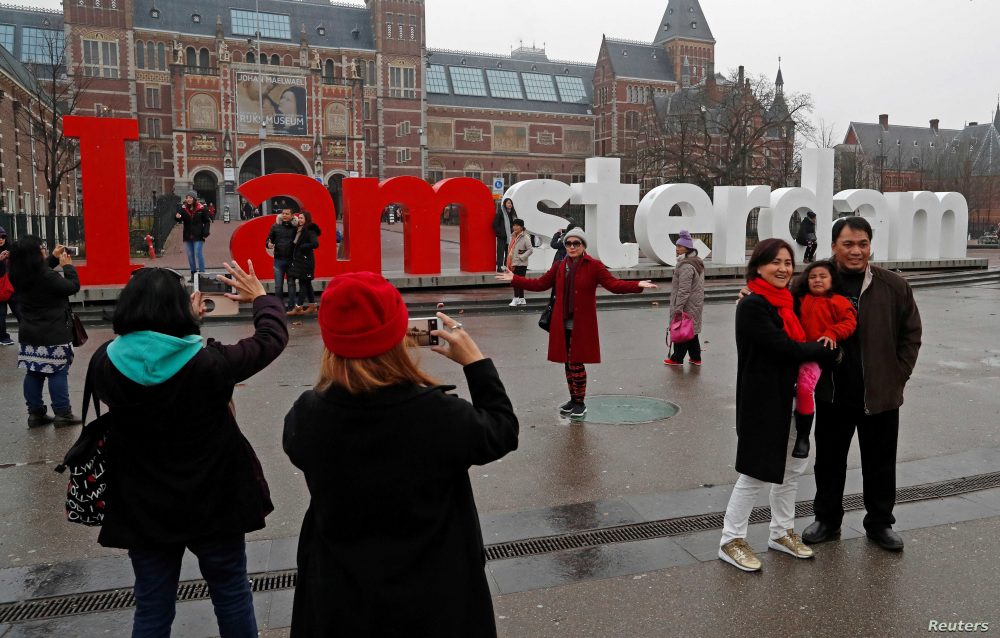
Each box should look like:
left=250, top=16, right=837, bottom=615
left=799, top=293, right=857, bottom=342
left=512, top=254, right=643, bottom=363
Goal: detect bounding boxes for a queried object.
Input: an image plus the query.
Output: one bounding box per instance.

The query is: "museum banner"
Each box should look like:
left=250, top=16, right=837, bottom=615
left=235, top=72, right=308, bottom=136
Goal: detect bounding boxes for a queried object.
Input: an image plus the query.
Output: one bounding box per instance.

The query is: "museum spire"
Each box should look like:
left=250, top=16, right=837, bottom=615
left=653, top=0, right=715, bottom=45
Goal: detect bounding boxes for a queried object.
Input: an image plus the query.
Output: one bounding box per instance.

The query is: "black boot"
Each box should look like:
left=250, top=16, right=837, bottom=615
left=792, top=412, right=813, bottom=459
left=27, top=408, right=54, bottom=428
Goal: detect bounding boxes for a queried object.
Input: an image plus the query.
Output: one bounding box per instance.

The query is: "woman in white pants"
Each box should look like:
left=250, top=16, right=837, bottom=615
left=720, top=239, right=837, bottom=571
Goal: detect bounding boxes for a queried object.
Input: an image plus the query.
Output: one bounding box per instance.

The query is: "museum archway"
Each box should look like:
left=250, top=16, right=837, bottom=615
left=239, top=147, right=308, bottom=182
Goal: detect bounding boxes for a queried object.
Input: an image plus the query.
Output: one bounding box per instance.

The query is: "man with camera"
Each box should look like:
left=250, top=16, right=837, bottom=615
left=266, top=208, right=298, bottom=311
left=175, top=191, right=212, bottom=282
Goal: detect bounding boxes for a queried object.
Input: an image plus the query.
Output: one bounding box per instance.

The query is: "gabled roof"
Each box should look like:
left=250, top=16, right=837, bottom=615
left=652, top=0, right=715, bottom=45
left=425, top=48, right=595, bottom=116
left=603, top=37, right=675, bottom=83
left=132, top=0, right=375, bottom=51
left=847, top=120, right=1000, bottom=177
left=0, top=39, right=42, bottom=98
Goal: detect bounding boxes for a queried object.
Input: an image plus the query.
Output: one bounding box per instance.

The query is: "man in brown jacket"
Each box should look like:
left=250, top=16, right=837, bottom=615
left=802, top=216, right=922, bottom=551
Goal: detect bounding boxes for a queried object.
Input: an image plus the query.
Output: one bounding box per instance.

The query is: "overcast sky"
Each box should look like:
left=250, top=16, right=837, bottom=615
left=21, top=0, right=1000, bottom=139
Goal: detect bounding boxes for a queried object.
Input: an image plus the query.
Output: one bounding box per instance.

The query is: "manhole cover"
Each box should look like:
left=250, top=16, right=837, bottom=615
left=581, top=395, right=680, bottom=425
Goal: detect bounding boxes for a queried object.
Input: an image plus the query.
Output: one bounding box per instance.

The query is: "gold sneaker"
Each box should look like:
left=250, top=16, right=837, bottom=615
left=718, top=538, right=762, bottom=572
left=768, top=529, right=815, bottom=559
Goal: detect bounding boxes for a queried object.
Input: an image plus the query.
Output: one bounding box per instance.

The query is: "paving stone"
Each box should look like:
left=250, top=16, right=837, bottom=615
left=0, top=564, right=54, bottom=605
left=481, top=498, right=644, bottom=545
left=488, top=537, right=697, bottom=595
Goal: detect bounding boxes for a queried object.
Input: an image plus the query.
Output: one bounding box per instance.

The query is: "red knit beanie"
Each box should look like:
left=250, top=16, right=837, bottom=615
left=318, top=272, right=409, bottom=359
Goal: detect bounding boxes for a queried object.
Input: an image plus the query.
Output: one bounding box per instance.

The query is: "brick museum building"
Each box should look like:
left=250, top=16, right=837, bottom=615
left=0, top=0, right=775, bottom=225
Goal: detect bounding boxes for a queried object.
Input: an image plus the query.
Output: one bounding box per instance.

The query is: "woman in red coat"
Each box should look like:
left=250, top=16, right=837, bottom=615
left=498, top=228, right=656, bottom=420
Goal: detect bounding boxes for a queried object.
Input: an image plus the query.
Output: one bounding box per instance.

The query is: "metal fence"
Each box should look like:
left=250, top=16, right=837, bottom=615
left=0, top=213, right=85, bottom=248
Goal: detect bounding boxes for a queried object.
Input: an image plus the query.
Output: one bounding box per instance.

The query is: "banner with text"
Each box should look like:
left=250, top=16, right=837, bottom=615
left=235, top=72, right=307, bottom=136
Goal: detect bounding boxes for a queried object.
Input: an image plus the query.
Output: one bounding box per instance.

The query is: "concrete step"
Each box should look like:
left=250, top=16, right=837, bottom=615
left=69, top=268, right=1000, bottom=326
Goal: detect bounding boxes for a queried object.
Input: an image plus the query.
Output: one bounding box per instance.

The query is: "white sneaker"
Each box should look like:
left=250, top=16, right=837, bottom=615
left=517, top=298, right=527, bottom=305
left=509, top=299, right=519, bottom=307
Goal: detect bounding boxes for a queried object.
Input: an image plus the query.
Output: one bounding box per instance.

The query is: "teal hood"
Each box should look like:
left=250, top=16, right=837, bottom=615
left=106, top=331, right=203, bottom=386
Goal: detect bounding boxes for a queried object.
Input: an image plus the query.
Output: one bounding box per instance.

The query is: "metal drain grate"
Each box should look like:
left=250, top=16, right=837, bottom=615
left=3, top=472, right=1000, bottom=624
left=0, top=571, right=297, bottom=625
left=484, top=470, right=1000, bottom=562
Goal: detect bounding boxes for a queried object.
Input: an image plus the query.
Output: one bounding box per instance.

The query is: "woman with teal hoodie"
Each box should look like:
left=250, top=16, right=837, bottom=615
left=89, top=262, right=288, bottom=638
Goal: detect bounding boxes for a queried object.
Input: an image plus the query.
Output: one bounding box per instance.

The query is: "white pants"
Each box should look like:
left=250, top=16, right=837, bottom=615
left=720, top=429, right=809, bottom=546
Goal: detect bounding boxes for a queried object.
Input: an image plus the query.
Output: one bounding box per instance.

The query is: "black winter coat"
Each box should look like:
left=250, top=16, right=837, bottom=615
left=267, top=221, right=298, bottom=260
left=734, top=294, right=836, bottom=483
left=91, top=296, right=289, bottom=549
left=12, top=257, right=79, bottom=346
left=287, top=225, right=321, bottom=280
left=795, top=217, right=816, bottom=245
left=176, top=203, right=211, bottom=242
left=282, top=359, right=518, bottom=638
left=492, top=208, right=514, bottom=241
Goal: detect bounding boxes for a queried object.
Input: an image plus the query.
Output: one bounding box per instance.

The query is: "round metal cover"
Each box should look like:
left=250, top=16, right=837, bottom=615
left=582, top=395, right=680, bottom=425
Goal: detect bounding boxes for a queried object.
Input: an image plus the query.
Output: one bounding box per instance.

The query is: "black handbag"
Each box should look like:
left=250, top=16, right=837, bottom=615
left=55, top=358, right=112, bottom=526
left=538, top=301, right=553, bottom=332
left=70, top=312, right=88, bottom=347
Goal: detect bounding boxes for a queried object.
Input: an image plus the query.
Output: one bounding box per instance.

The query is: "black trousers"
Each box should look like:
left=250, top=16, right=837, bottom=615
left=512, top=265, right=527, bottom=297
left=495, top=238, right=508, bottom=271
left=813, top=400, right=899, bottom=530
left=669, top=334, right=701, bottom=362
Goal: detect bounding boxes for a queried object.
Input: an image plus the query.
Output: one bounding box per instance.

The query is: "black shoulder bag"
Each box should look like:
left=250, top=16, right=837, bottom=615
left=55, top=357, right=113, bottom=526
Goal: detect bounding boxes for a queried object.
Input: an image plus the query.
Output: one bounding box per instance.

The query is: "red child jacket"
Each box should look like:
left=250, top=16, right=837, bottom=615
left=799, top=293, right=857, bottom=342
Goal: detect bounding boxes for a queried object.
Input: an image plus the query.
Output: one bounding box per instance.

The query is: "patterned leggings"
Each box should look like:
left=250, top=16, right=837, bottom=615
left=563, top=330, right=587, bottom=402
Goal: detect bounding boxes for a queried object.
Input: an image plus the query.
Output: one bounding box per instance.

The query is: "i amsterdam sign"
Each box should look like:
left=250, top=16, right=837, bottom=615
left=66, top=116, right=969, bottom=286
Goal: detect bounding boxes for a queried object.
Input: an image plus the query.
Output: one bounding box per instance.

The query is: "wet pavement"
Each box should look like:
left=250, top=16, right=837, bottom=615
left=0, top=272, right=998, bottom=636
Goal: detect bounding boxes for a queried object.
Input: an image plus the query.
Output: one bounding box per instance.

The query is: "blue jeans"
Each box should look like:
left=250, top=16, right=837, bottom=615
left=128, top=535, right=257, bottom=638
left=272, top=258, right=290, bottom=308
left=183, top=241, right=205, bottom=273
left=24, top=366, right=71, bottom=413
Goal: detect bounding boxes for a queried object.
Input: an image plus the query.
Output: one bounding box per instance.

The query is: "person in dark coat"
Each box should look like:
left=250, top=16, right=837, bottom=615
left=282, top=273, right=518, bottom=638
left=802, top=216, right=922, bottom=552
left=266, top=209, right=299, bottom=311
left=89, top=261, right=288, bottom=637
left=493, top=198, right=516, bottom=272
left=718, top=239, right=837, bottom=572
left=7, top=236, right=81, bottom=427
left=795, top=211, right=818, bottom=262
left=0, top=226, right=18, bottom=346
left=287, top=210, right=321, bottom=316
left=175, top=191, right=212, bottom=280
left=498, top=228, right=656, bottom=420
left=549, top=223, right=578, bottom=264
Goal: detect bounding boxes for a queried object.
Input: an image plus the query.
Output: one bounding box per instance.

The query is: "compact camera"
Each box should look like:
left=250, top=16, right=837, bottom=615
left=406, top=317, right=439, bottom=347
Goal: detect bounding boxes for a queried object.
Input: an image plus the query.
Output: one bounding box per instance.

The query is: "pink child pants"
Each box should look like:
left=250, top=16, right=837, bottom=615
left=796, top=361, right=822, bottom=415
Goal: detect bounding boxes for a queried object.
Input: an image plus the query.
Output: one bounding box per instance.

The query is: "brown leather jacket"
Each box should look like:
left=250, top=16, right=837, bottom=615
left=815, top=265, right=922, bottom=414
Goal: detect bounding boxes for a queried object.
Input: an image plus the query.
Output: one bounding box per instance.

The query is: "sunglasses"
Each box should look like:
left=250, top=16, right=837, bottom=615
left=564, top=241, right=584, bottom=247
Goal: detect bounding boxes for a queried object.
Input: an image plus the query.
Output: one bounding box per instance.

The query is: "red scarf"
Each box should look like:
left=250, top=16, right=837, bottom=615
left=747, top=278, right=806, bottom=343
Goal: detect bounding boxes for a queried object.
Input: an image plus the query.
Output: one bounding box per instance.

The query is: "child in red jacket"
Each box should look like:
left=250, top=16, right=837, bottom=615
left=791, top=261, right=857, bottom=459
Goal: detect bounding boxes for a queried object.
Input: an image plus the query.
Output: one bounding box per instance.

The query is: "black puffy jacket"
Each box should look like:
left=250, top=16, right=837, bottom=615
left=11, top=256, right=79, bottom=346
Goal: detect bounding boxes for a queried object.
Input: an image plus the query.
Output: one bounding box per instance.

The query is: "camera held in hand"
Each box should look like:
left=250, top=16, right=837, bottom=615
left=195, top=273, right=239, bottom=316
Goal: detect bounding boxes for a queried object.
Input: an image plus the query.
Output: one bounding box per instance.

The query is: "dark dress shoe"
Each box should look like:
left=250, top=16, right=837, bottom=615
left=866, top=527, right=904, bottom=551
left=802, top=520, right=841, bottom=545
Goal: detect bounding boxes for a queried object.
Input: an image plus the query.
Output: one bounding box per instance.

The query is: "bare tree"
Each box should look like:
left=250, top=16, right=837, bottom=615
left=806, top=117, right=840, bottom=149
left=627, top=70, right=814, bottom=191
left=18, top=30, right=91, bottom=249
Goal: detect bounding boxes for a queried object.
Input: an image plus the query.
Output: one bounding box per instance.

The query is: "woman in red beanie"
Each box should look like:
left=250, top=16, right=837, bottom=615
left=282, top=272, right=518, bottom=638
left=497, top=227, right=656, bottom=420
